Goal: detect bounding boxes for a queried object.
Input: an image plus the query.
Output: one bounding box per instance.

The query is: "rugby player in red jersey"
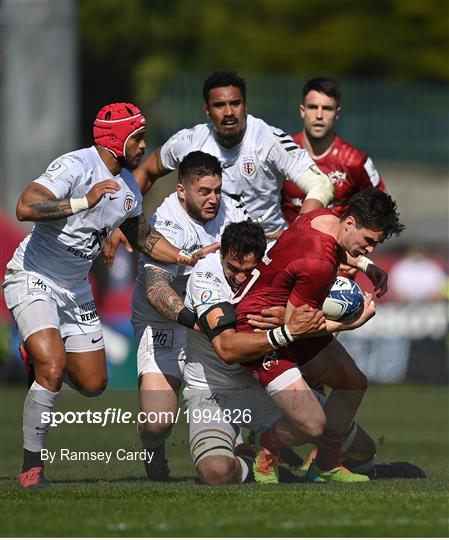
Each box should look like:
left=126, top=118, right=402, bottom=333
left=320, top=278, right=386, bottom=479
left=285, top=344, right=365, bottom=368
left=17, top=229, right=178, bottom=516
left=235, top=188, right=405, bottom=483
left=281, top=77, right=385, bottom=223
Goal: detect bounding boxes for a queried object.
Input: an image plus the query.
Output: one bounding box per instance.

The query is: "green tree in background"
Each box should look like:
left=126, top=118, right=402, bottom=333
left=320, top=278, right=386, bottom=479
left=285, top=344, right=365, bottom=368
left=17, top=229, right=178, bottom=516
left=79, top=0, right=448, bottom=141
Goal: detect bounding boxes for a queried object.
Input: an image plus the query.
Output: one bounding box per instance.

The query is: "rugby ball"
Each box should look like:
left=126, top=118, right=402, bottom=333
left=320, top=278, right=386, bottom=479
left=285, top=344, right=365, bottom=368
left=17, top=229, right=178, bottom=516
left=322, top=277, right=364, bottom=324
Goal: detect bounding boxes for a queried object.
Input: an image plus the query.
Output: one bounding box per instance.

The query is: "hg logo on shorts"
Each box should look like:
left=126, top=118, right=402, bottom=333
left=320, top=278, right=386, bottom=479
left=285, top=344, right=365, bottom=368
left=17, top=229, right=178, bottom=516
left=148, top=329, right=173, bottom=350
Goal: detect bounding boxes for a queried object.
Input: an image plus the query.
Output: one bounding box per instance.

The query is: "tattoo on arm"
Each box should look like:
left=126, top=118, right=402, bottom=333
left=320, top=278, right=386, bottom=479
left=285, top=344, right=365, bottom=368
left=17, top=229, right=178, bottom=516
left=144, top=266, right=184, bottom=321
left=28, top=198, right=73, bottom=220
left=120, top=214, right=162, bottom=257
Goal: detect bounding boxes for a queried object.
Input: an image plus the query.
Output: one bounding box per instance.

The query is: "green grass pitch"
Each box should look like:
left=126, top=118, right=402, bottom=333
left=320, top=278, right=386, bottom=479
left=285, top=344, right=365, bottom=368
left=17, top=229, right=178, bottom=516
left=1, top=384, right=448, bottom=537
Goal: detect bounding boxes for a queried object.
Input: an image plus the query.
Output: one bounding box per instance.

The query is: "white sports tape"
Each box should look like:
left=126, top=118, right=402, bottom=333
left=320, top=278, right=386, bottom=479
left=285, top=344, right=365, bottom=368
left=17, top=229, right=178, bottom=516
left=267, top=325, right=294, bottom=349
left=176, top=249, right=192, bottom=266
left=292, top=166, right=334, bottom=206
left=356, top=256, right=374, bottom=272
left=69, top=196, right=89, bottom=214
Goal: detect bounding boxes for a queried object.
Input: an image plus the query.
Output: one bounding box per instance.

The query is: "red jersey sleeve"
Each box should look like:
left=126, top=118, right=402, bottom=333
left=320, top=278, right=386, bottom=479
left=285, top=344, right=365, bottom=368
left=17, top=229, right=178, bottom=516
left=285, top=257, right=336, bottom=309
left=353, top=153, right=385, bottom=192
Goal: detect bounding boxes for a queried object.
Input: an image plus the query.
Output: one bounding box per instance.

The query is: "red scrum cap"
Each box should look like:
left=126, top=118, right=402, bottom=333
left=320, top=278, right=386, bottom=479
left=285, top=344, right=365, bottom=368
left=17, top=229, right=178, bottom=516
left=93, top=102, right=146, bottom=159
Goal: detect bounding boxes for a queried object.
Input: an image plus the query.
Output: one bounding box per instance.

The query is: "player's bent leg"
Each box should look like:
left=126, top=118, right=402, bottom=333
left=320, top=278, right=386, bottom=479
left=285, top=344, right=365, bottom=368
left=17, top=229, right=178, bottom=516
left=138, top=372, right=181, bottom=443
left=65, top=335, right=108, bottom=397
left=300, top=339, right=369, bottom=480
left=302, top=339, right=367, bottom=432
left=138, top=372, right=181, bottom=481
left=269, top=370, right=326, bottom=442
left=20, top=327, right=66, bottom=487
left=185, top=387, right=254, bottom=485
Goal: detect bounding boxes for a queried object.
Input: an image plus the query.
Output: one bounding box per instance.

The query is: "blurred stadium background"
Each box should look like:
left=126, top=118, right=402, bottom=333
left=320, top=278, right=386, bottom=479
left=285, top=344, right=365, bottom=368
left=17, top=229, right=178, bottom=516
left=0, top=0, right=447, bottom=389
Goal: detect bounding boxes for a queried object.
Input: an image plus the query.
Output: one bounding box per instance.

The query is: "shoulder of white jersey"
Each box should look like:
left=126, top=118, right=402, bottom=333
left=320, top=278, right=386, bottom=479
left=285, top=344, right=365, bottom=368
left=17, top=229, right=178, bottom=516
left=150, top=193, right=183, bottom=229
left=160, top=123, right=212, bottom=167
left=36, top=147, right=90, bottom=183
left=247, top=115, right=299, bottom=158
left=220, top=193, right=250, bottom=221
left=190, top=252, right=227, bottom=290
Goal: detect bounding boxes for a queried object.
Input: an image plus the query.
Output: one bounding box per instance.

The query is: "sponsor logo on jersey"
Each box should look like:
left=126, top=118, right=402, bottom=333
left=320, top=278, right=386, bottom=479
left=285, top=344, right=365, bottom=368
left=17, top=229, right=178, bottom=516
left=124, top=194, right=135, bottom=213
left=241, top=157, right=256, bottom=177
left=328, top=170, right=347, bottom=187
left=67, top=246, right=95, bottom=260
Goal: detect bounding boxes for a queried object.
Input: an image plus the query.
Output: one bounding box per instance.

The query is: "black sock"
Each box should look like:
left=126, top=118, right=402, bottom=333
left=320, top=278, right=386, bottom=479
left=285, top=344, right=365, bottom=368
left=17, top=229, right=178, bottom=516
left=22, top=449, right=43, bottom=472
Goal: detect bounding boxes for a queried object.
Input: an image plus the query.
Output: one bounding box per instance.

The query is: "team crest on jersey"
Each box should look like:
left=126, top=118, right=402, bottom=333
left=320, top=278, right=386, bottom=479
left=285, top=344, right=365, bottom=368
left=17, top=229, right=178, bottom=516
left=328, top=170, right=347, bottom=187
left=241, top=157, right=256, bottom=177
left=124, top=194, right=135, bottom=213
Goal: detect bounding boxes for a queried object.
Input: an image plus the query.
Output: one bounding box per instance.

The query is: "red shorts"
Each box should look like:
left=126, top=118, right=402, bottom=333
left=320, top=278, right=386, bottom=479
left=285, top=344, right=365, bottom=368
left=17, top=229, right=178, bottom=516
left=242, top=335, right=333, bottom=389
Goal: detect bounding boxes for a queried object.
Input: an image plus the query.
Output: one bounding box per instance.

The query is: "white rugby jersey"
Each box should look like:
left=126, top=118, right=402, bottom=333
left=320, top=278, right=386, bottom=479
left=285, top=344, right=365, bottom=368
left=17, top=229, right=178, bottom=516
left=183, top=251, right=251, bottom=390
left=8, top=146, right=142, bottom=288
left=131, top=192, right=247, bottom=328
left=160, top=114, right=315, bottom=235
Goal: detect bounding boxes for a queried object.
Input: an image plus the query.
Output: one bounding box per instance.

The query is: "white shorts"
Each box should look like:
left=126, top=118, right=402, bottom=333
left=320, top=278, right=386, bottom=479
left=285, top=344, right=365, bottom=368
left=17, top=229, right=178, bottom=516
left=2, top=268, right=103, bottom=351
left=183, top=382, right=283, bottom=466
left=135, top=323, right=186, bottom=379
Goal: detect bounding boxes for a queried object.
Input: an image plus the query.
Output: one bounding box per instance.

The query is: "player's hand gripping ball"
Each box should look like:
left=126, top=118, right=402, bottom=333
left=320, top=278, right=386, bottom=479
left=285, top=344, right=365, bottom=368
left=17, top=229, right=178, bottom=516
left=323, top=276, right=364, bottom=324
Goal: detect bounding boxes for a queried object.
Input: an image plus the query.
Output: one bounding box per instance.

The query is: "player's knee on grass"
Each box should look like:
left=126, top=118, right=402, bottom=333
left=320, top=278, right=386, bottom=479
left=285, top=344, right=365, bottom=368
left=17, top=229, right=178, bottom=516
left=196, top=455, right=237, bottom=485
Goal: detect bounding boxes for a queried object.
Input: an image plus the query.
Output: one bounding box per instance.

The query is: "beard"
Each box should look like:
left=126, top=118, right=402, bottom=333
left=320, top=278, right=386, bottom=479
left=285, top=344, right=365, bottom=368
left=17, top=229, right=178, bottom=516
left=118, top=156, right=138, bottom=170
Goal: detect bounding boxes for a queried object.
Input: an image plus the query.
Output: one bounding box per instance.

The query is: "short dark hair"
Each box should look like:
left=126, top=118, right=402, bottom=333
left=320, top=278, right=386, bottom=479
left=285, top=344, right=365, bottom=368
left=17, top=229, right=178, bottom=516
left=178, top=151, right=222, bottom=184
left=202, top=71, right=246, bottom=104
left=220, top=221, right=266, bottom=261
left=302, top=77, right=341, bottom=106
left=342, top=188, right=405, bottom=240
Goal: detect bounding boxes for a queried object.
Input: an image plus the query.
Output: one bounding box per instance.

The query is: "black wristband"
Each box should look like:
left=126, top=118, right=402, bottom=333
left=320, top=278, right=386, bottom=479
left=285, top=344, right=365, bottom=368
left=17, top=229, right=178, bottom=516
left=177, top=307, right=197, bottom=329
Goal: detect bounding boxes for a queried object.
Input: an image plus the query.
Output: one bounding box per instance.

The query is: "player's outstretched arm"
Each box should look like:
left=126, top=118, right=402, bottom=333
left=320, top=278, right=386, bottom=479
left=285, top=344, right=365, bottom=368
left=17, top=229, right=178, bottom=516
left=16, top=180, right=120, bottom=222
left=134, top=147, right=171, bottom=194
left=203, top=304, right=325, bottom=364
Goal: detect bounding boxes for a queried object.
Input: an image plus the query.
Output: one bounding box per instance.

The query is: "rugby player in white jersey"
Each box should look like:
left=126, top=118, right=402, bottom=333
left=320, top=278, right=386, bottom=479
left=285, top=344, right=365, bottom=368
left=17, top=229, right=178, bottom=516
left=2, top=103, right=211, bottom=489
left=184, top=221, right=327, bottom=484
left=103, top=71, right=334, bottom=265
left=132, top=151, right=249, bottom=480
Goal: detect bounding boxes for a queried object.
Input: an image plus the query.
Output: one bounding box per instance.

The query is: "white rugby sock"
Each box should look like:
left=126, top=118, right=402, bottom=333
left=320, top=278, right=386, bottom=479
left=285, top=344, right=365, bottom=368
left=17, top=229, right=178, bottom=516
left=23, top=381, right=61, bottom=452
left=236, top=456, right=250, bottom=483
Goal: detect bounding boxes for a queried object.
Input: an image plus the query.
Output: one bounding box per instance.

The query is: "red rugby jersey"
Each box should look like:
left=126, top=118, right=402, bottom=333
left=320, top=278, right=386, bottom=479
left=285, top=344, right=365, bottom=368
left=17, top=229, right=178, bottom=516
left=282, top=132, right=385, bottom=223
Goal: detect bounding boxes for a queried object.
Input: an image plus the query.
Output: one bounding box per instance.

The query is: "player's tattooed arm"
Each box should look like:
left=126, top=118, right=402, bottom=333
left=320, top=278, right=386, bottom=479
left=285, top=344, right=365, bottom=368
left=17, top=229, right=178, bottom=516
left=120, top=214, right=181, bottom=264
left=144, top=265, right=184, bottom=321
left=16, top=181, right=120, bottom=222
